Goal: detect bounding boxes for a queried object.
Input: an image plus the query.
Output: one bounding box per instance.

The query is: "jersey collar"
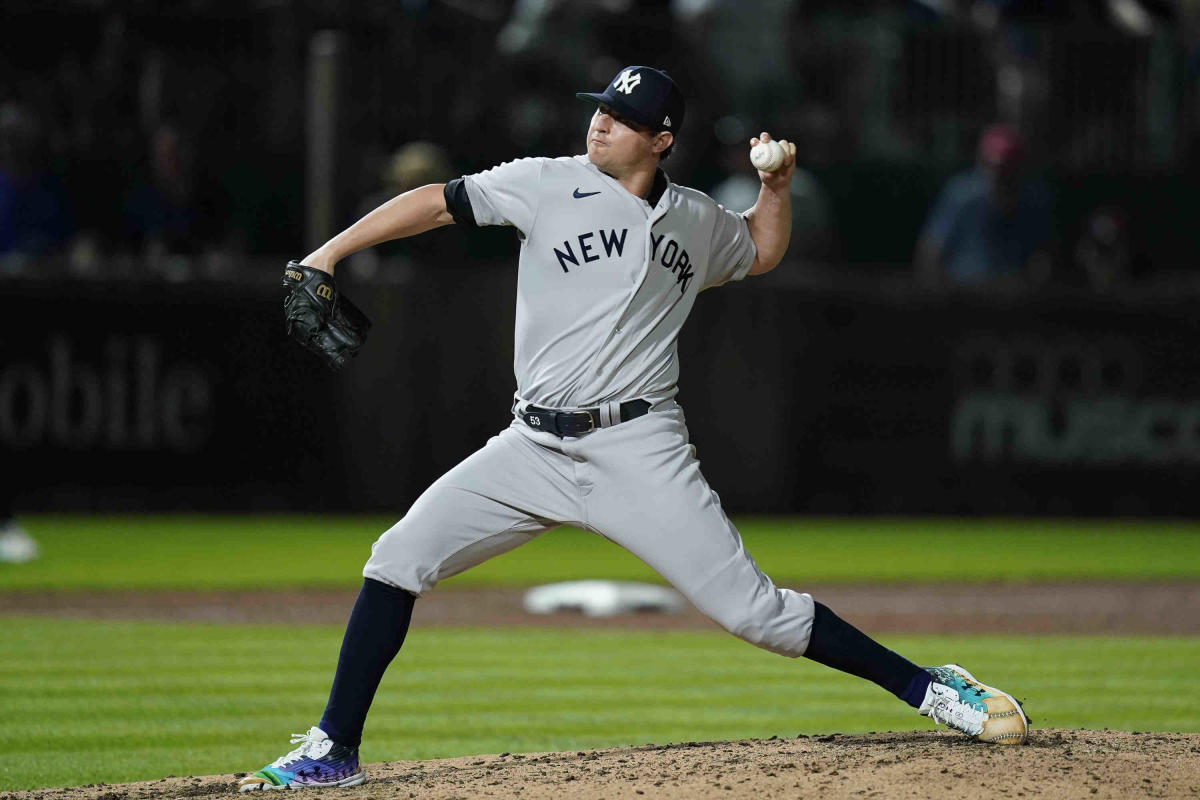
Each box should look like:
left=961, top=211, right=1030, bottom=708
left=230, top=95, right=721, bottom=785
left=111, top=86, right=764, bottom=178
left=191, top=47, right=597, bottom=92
left=586, top=157, right=672, bottom=210
left=646, top=168, right=669, bottom=208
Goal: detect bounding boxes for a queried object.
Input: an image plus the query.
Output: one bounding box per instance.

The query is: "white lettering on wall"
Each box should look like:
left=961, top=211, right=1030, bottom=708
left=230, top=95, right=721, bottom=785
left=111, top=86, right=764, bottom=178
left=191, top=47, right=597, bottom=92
left=950, top=336, right=1200, bottom=465
left=0, top=335, right=213, bottom=452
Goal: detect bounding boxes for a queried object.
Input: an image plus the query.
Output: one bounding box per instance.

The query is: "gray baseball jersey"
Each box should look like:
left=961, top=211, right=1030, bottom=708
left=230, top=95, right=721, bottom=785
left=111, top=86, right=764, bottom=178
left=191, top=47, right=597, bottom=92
left=464, top=155, right=755, bottom=409
left=364, top=154, right=815, bottom=658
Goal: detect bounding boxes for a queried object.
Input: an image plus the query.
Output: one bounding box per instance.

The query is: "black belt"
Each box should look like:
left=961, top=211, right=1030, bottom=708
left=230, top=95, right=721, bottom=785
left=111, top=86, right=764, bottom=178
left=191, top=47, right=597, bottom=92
left=521, top=399, right=651, bottom=436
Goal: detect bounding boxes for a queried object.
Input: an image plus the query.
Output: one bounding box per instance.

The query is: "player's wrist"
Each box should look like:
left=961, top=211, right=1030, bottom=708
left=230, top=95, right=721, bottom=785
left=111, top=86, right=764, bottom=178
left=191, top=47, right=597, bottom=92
left=301, top=248, right=338, bottom=275
left=759, top=168, right=793, bottom=192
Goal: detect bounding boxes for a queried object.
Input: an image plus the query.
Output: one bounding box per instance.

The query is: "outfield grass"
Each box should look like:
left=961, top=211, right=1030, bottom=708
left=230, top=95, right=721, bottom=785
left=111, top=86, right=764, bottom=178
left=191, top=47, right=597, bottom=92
left=2, top=515, right=1198, bottom=591
left=1, top=617, right=1198, bottom=791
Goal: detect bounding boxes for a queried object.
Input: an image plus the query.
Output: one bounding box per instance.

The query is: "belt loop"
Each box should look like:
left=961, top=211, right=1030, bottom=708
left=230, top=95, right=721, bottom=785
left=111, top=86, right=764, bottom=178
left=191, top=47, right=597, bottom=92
left=609, top=400, right=626, bottom=426
left=597, top=401, right=614, bottom=428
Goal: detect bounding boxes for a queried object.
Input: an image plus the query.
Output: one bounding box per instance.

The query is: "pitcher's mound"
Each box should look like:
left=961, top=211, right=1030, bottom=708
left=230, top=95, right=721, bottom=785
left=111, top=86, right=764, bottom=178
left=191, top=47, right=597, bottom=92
left=8, top=729, right=1198, bottom=800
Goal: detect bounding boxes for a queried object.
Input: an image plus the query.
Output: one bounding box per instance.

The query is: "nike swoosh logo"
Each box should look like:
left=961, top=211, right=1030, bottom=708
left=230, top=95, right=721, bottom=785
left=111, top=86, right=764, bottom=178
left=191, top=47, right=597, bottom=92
left=573, top=188, right=601, bottom=198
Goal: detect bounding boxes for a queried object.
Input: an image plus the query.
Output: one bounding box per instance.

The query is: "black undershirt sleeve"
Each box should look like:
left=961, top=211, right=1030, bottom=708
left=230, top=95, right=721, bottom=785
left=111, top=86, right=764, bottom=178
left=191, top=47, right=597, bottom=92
left=443, top=178, right=477, bottom=226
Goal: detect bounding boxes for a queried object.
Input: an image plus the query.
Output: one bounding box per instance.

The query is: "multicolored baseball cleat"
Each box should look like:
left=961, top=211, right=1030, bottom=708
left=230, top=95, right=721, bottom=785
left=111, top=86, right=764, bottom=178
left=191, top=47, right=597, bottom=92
left=238, top=727, right=364, bottom=791
left=919, top=664, right=1029, bottom=745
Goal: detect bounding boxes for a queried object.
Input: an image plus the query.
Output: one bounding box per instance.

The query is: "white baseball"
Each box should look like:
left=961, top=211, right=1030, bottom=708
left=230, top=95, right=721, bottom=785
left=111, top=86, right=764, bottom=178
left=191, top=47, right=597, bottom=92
left=750, top=140, right=785, bottom=173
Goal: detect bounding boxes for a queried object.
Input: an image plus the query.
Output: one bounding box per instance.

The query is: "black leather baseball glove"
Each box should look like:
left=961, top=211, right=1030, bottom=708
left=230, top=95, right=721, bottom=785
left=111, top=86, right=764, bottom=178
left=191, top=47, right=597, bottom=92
left=282, top=261, right=372, bottom=371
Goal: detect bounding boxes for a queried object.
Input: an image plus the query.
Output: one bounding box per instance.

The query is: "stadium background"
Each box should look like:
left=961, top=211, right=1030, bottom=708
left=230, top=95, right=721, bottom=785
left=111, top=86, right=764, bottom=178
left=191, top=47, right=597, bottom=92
left=2, top=2, right=1200, bottom=796
left=6, top=1, right=1200, bottom=515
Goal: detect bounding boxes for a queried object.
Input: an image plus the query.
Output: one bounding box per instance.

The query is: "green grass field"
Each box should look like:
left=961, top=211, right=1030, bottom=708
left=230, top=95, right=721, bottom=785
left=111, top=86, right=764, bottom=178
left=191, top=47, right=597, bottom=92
left=3, top=514, right=1199, bottom=590
left=2, top=618, right=1198, bottom=791
left=2, top=514, right=1198, bottom=791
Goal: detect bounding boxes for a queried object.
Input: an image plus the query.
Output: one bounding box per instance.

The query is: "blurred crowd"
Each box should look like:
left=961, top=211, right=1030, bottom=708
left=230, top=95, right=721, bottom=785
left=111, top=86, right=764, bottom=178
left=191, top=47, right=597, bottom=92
left=3, top=0, right=1199, bottom=292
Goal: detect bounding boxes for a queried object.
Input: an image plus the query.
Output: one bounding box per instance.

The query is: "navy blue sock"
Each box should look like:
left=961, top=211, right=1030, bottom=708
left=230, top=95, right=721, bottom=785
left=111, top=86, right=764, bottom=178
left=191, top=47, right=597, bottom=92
left=898, top=670, right=932, bottom=709
left=318, top=578, right=415, bottom=747
left=803, top=601, right=927, bottom=707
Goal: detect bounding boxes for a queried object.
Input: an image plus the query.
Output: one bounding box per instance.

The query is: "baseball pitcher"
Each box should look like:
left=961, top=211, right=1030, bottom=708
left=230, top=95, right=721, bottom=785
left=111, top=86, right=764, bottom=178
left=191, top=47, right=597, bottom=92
left=243, top=66, right=1028, bottom=791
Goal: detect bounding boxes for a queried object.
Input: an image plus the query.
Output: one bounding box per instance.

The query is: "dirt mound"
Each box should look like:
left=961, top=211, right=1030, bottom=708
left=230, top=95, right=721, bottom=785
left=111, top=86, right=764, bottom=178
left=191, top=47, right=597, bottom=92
left=6, top=730, right=1197, bottom=800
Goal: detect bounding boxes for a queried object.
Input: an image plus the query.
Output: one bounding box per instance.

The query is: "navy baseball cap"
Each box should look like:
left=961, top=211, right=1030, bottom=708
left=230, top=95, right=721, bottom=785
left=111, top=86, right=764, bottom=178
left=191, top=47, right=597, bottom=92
left=576, top=66, right=685, bottom=134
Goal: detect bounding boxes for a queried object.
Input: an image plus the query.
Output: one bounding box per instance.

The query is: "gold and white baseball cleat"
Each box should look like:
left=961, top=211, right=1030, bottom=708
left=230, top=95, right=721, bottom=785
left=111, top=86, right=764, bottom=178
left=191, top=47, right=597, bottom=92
left=919, top=664, right=1029, bottom=744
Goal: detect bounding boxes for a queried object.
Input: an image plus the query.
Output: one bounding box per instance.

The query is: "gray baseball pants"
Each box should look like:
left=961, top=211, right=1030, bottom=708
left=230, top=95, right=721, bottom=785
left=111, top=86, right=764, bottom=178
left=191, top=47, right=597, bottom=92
left=363, top=402, right=815, bottom=657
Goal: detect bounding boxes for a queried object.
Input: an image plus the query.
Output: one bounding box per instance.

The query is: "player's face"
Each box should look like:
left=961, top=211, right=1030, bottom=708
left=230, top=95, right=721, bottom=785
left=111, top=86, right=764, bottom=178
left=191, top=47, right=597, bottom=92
left=586, top=105, right=659, bottom=172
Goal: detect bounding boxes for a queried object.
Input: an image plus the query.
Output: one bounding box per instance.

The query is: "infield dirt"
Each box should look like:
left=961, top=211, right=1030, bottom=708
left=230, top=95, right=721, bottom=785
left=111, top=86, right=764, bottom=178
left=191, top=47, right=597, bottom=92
left=4, top=581, right=1199, bottom=634
left=3, top=730, right=1198, bottom=800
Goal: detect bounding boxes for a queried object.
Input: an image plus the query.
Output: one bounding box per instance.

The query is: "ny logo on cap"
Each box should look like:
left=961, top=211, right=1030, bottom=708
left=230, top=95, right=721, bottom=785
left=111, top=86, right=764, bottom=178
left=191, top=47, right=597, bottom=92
left=614, top=69, right=641, bottom=95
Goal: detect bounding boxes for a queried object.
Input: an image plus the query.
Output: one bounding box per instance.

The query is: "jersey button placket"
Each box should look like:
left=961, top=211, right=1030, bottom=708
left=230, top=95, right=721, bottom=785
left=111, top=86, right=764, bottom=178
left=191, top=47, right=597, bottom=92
left=604, top=208, right=664, bottom=363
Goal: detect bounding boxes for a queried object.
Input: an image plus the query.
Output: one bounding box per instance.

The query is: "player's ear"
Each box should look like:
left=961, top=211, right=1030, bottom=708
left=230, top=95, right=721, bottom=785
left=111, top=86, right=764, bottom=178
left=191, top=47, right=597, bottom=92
left=652, top=131, right=673, bottom=156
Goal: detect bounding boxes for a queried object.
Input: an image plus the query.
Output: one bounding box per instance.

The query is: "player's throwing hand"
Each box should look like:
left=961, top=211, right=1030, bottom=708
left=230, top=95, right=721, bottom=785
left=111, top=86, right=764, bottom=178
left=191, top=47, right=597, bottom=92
left=749, top=132, right=796, bottom=186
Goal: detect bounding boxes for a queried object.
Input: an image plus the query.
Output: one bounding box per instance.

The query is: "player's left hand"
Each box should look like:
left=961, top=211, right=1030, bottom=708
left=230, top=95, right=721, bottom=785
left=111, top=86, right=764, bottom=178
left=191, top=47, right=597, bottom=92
left=281, top=261, right=373, bottom=371
left=750, top=132, right=796, bottom=188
